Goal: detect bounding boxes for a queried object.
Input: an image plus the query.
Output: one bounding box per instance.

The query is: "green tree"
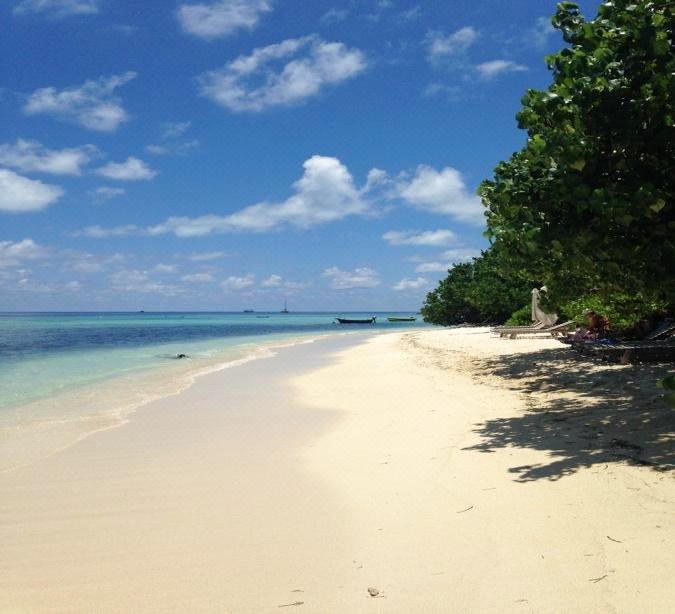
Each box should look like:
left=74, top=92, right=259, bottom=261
left=479, top=0, right=674, bottom=323
left=421, top=250, right=531, bottom=326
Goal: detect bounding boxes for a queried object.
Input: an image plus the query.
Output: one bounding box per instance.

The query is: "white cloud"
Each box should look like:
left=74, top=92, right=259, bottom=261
left=177, top=0, right=272, bottom=40
left=323, top=266, right=379, bottom=290
left=110, top=269, right=181, bottom=295
left=187, top=251, right=226, bottom=261
left=182, top=272, right=214, bottom=283
left=382, top=229, right=456, bottom=247
left=427, top=27, right=478, bottom=61
left=94, top=186, right=126, bottom=200
left=24, top=72, right=137, bottom=132
left=392, top=277, right=429, bottom=291
left=221, top=274, right=255, bottom=290
left=476, top=60, right=528, bottom=80
left=154, top=264, right=177, bottom=273
left=14, top=0, right=100, bottom=16
left=147, top=155, right=369, bottom=236
left=147, top=122, right=199, bottom=157
left=65, top=280, right=82, bottom=290
left=414, top=248, right=480, bottom=272
left=0, top=239, right=50, bottom=268
left=162, top=121, right=192, bottom=139
left=0, top=169, right=64, bottom=213
left=413, top=261, right=449, bottom=273
left=74, top=224, right=139, bottom=238
left=321, top=7, right=348, bottom=23
left=397, top=165, right=484, bottom=225
left=95, top=157, right=157, bottom=181
left=199, top=35, right=367, bottom=112
left=530, top=16, right=555, bottom=48
left=0, top=139, right=96, bottom=175
left=261, top=274, right=282, bottom=287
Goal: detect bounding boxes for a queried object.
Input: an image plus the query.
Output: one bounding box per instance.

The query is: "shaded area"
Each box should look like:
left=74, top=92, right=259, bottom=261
left=465, top=346, right=675, bottom=481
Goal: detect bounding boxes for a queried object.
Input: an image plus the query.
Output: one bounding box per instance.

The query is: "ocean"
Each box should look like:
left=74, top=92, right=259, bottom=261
left=0, top=312, right=429, bottom=471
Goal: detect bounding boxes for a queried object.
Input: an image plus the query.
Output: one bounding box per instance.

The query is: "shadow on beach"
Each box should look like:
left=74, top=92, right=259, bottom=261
left=465, top=346, right=675, bottom=482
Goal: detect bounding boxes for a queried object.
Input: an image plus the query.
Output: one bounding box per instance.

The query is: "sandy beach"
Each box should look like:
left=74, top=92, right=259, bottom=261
left=1, top=328, right=673, bottom=613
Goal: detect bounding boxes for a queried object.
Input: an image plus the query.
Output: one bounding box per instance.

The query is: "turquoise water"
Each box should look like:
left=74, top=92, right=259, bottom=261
left=0, top=312, right=429, bottom=471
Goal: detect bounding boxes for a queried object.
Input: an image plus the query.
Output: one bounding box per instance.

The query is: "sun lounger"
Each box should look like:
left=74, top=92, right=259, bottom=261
left=584, top=340, right=675, bottom=364
left=500, top=320, right=575, bottom=339
left=491, top=321, right=546, bottom=333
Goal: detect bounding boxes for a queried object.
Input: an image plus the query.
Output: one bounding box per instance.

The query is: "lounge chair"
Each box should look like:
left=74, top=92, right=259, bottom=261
left=584, top=339, right=675, bottom=364
left=491, top=321, right=547, bottom=333
left=500, top=320, right=575, bottom=339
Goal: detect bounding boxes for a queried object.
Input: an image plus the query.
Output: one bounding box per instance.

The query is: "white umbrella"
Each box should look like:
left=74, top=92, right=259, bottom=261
left=531, top=287, right=558, bottom=326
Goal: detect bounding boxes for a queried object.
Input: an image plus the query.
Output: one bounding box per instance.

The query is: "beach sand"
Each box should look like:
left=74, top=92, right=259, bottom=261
left=1, top=329, right=673, bottom=613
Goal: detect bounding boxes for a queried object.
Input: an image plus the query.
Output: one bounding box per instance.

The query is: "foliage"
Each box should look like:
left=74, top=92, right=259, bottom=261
left=421, top=250, right=531, bottom=326
left=657, top=375, right=675, bottom=408
left=478, top=0, right=675, bottom=325
left=560, top=292, right=668, bottom=329
left=505, top=305, right=533, bottom=326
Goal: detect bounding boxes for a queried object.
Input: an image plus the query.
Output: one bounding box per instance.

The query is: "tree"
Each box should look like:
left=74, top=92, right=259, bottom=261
left=479, top=0, right=674, bottom=322
left=421, top=250, right=531, bottom=326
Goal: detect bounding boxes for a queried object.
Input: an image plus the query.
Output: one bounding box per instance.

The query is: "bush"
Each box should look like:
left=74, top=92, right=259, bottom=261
left=561, top=293, right=668, bottom=331
left=504, top=305, right=532, bottom=326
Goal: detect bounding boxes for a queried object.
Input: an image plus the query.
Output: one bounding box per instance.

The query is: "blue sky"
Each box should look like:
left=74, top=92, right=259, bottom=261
left=0, top=0, right=601, bottom=311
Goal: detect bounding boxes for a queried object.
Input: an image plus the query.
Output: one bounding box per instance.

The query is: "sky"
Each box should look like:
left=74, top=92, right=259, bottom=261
left=0, top=0, right=602, bottom=311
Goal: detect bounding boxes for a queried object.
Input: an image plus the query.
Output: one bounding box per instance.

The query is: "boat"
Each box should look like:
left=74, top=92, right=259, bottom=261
left=387, top=316, right=416, bottom=322
left=280, top=299, right=289, bottom=314
left=243, top=309, right=254, bottom=313
left=335, top=317, right=376, bottom=324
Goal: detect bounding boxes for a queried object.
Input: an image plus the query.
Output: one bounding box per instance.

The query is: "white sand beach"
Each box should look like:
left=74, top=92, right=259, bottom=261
left=1, top=329, right=673, bottom=613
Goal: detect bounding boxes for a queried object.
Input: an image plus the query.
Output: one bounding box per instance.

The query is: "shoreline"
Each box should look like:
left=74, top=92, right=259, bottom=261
left=0, top=329, right=373, bottom=474
left=1, top=328, right=673, bottom=612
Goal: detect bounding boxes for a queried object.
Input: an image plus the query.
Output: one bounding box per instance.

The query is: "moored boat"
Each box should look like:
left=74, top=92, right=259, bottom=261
left=387, top=316, right=416, bottom=322
left=335, top=317, right=376, bottom=324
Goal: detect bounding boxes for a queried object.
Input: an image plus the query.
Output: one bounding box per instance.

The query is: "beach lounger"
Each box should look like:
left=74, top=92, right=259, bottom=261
left=491, top=321, right=546, bottom=333
left=500, top=320, right=575, bottom=339
left=585, top=340, right=675, bottom=364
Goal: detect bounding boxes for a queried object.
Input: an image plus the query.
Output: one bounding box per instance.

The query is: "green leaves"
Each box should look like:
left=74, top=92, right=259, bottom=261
left=475, top=0, right=675, bottom=327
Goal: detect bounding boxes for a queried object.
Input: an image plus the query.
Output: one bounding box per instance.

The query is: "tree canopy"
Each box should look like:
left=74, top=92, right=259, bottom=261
left=424, top=1, right=674, bottom=328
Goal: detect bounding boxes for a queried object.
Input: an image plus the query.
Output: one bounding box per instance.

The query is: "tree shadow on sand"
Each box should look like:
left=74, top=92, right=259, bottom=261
left=464, top=346, right=675, bottom=482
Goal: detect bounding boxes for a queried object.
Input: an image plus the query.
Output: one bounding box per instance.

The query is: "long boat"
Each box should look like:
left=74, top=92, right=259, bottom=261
left=387, top=316, right=416, bottom=322
left=335, top=317, right=376, bottom=324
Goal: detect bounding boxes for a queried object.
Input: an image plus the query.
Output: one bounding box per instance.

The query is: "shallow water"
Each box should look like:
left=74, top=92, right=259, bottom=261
left=0, top=312, right=429, bottom=471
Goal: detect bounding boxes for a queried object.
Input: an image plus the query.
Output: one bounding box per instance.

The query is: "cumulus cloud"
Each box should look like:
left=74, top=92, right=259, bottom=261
left=397, top=165, right=484, bottom=225
left=221, top=274, right=255, bottom=290
left=110, top=269, right=181, bottom=296
left=177, top=0, right=272, bottom=40
left=261, top=274, right=283, bottom=287
left=0, top=139, right=96, bottom=175
left=323, top=266, right=379, bottom=290
left=392, top=277, right=429, bottom=291
left=199, top=35, right=366, bottom=112
left=147, top=121, right=199, bottom=157
left=93, top=186, right=126, bottom=200
left=530, top=16, right=555, bottom=48
left=182, top=272, right=214, bottom=283
left=74, top=224, right=140, bottom=238
left=146, top=155, right=369, bottom=236
left=476, top=60, right=528, bottom=80
left=95, top=157, right=157, bottom=181
left=382, top=229, right=456, bottom=247
left=187, top=251, right=226, bottom=261
left=0, top=169, right=64, bottom=213
left=24, top=72, right=137, bottom=132
left=414, top=248, right=481, bottom=272
left=14, top=0, right=100, bottom=16
left=0, top=239, right=50, bottom=268
left=426, top=27, right=477, bottom=61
